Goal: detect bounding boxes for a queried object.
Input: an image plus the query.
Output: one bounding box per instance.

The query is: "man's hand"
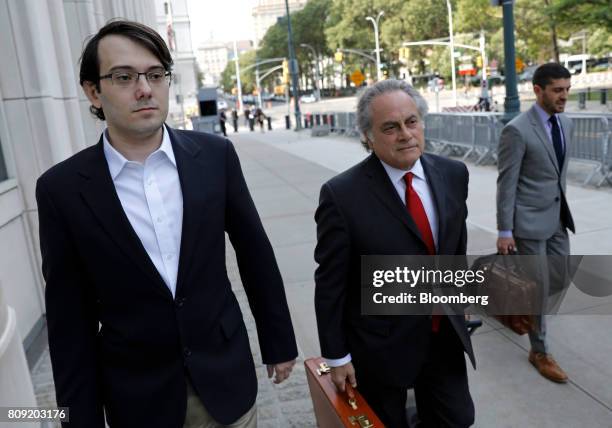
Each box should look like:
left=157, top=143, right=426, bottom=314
left=497, top=237, right=516, bottom=255
left=330, top=362, right=357, bottom=397
left=267, top=359, right=296, bottom=384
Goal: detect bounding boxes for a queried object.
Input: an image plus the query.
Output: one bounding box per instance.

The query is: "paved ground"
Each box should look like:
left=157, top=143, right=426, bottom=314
left=30, top=126, right=612, bottom=427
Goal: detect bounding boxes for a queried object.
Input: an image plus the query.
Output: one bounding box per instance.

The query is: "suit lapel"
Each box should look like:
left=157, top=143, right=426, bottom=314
left=420, top=154, right=449, bottom=254
left=559, top=114, right=571, bottom=173
left=528, top=106, right=560, bottom=175
left=166, top=128, right=214, bottom=298
left=364, top=154, right=426, bottom=247
left=78, top=137, right=172, bottom=300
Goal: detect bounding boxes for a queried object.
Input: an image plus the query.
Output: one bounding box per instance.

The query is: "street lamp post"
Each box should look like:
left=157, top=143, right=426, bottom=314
left=285, top=0, right=301, bottom=130
left=366, top=11, right=384, bottom=81
left=445, top=0, right=457, bottom=106
left=500, top=0, right=520, bottom=122
left=233, top=40, right=243, bottom=113
left=300, top=43, right=321, bottom=101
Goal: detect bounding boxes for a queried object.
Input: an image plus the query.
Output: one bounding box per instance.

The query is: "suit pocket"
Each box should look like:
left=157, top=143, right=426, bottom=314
left=350, top=317, right=392, bottom=337
left=219, top=304, right=243, bottom=341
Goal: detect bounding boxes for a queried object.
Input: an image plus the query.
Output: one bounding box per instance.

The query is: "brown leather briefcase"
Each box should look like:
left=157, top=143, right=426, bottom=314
left=305, top=357, right=386, bottom=428
left=474, top=254, right=537, bottom=335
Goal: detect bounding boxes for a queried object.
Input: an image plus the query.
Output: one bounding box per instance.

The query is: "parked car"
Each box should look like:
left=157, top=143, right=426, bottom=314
left=518, top=65, right=539, bottom=83
left=471, top=72, right=504, bottom=86
left=300, top=93, right=317, bottom=103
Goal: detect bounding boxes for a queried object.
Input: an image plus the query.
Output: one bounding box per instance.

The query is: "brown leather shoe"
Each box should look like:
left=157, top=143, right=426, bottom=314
left=529, top=351, right=568, bottom=383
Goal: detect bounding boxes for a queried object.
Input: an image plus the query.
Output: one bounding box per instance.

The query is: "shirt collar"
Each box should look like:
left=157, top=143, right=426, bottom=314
left=534, top=102, right=556, bottom=127
left=379, top=157, right=426, bottom=185
left=103, top=124, right=176, bottom=179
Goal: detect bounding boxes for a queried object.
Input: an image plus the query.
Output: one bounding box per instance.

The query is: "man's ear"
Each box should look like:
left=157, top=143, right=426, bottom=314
left=82, top=81, right=102, bottom=109
left=533, top=84, right=543, bottom=98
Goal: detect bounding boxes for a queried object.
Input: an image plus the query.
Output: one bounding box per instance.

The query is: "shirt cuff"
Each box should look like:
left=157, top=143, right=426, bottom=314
left=325, top=354, right=352, bottom=367
left=498, top=230, right=513, bottom=238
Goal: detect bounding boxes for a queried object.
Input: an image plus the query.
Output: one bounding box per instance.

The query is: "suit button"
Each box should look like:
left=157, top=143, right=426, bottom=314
left=176, top=297, right=185, bottom=308
left=184, top=347, right=191, bottom=357
left=555, top=197, right=560, bottom=202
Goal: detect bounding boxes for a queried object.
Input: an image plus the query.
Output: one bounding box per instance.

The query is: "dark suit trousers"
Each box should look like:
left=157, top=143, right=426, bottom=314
left=356, top=318, right=474, bottom=428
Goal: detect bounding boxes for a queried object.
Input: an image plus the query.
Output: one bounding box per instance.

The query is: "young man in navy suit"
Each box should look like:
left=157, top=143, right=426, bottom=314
left=37, top=20, right=297, bottom=428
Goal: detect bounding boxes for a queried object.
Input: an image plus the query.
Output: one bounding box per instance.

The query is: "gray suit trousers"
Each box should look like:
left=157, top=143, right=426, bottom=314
left=515, top=223, right=570, bottom=353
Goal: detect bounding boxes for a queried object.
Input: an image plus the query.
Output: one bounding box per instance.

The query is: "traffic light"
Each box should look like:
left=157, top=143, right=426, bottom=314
left=476, top=56, right=483, bottom=68
left=282, top=59, right=289, bottom=84
left=399, top=47, right=410, bottom=60
left=334, top=51, right=343, bottom=62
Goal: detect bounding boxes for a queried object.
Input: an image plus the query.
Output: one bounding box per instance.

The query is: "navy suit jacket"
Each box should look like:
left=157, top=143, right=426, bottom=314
left=36, top=127, right=297, bottom=427
left=314, top=153, right=475, bottom=387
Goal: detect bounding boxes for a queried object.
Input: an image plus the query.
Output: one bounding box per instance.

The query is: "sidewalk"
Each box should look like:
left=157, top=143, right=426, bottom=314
left=29, top=128, right=612, bottom=427
left=228, top=128, right=612, bottom=427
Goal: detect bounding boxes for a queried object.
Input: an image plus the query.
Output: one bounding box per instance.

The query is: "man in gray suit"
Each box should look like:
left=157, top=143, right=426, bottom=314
left=496, top=63, right=574, bottom=383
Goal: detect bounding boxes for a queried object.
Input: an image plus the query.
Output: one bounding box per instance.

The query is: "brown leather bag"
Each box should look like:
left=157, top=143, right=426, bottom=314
left=304, top=357, right=386, bottom=428
left=474, top=254, right=538, bottom=335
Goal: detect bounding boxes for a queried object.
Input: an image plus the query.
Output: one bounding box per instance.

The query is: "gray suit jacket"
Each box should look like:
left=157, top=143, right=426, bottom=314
left=496, top=104, right=575, bottom=240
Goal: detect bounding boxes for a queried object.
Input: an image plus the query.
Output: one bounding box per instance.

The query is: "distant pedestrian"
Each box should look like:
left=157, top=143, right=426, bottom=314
left=219, top=109, right=227, bottom=136
left=244, top=106, right=251, bottom=127
left=231, top=109, right=238, bottom=132
left=255, top=107, right=266, bottom=132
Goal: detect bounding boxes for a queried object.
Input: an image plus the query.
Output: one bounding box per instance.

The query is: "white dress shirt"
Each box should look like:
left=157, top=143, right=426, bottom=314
left=103, top=125, right=183, bottom=297
left=326, top=157, right=439, bottom=368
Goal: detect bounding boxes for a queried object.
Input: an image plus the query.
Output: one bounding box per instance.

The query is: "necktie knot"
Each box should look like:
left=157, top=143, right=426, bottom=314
left=549, top=115, right=557, bottom=126
left=404, top=172, right=414, bottom=187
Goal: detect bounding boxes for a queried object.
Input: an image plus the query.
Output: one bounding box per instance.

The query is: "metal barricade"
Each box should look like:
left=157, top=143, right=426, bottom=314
left=472, top=113, right=500, bottom=165
left=597, top=119, right=612, bottom=187
left=567, top=115, right=609, bottom=185
left=425, top=113, right=475, bottom=159
left=346, top=112, right=359, bottom=138
left=335, top=112, right=349, bottom=134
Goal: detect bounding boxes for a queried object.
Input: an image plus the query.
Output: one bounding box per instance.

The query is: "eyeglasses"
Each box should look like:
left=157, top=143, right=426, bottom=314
left=99, top=68, right=172, bottom=87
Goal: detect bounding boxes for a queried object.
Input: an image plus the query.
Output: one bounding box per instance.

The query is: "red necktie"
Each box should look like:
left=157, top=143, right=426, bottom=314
left=404, top=172, right=441, bottom=332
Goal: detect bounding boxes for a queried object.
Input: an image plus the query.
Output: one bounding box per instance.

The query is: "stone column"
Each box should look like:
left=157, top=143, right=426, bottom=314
left=0, top=284, right=38, bottom=428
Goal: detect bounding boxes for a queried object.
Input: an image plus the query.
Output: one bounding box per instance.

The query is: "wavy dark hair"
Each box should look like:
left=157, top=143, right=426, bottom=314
left=79, top=20, right=173, bottom=120
left=532, top=63, right=571, bottom=90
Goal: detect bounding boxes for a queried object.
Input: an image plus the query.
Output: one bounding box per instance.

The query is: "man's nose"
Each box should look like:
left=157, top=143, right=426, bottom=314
left=399, top=123, right=414, bottom=140
left=134, top=74, right=153, bottom=97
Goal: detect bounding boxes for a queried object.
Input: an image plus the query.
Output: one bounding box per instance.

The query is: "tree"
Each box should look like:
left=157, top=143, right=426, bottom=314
left=257, top=0, right=333, bottom=90
left=549, top=0, right=612, bottom=32
left=219, top=50, right=257, bottom=94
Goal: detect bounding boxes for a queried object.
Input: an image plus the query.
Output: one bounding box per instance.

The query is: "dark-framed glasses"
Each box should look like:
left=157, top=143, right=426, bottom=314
left=99, top=68, right=172, bottom=87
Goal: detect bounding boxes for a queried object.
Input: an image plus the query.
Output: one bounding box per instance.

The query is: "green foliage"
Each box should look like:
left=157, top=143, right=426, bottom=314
left=220, top=50, right=257, bottom=94
left=256, top=0, right=333, bottom=86
left=548, top=0, right=612, bottom=32
left=245, top=0, right=612, bottom=90
left=588, top=28, right=612, bottom=58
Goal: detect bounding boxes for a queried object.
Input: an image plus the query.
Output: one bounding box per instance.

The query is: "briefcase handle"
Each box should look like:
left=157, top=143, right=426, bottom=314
left=345, top=383, right=358, bottom=410
left=317, top=361, right=359, bottom=410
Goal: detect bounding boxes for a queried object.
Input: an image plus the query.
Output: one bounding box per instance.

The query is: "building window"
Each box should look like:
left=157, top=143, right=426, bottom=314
left=0, top=138, right=8, bottom=182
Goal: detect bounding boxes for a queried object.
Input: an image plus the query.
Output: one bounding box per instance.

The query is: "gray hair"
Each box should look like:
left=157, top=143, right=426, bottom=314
left=356, top=79, right=428, bottom=150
